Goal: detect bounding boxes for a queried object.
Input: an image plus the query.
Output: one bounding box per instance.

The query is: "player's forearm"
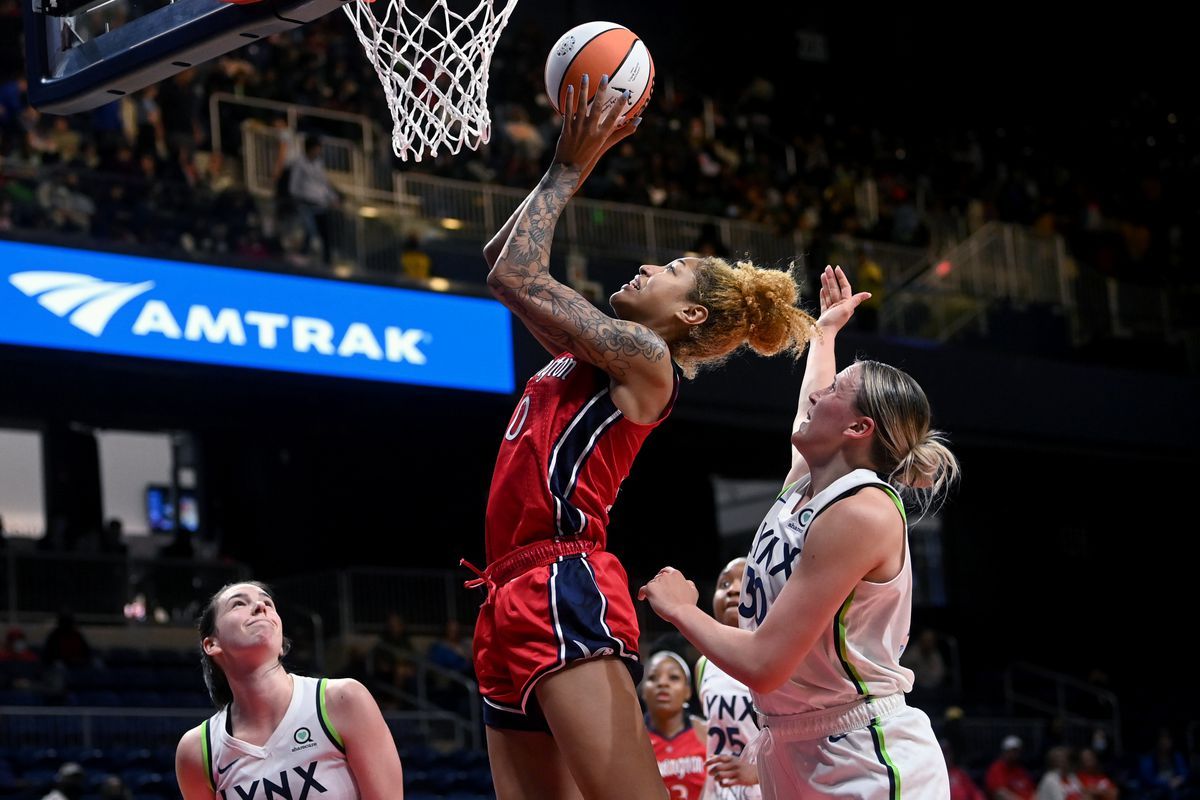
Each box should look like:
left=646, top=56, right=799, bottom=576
left=793, top=327, right=837, bottom=434
left=668, top=605, right=786, bottom=694
left=484, top=193, right=534, bottom=270
left=487, top=163, right=581, bottom=284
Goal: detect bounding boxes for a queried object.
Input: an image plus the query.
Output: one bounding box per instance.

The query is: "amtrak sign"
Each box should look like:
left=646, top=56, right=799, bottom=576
left=0, top=240, right=514, bottom=393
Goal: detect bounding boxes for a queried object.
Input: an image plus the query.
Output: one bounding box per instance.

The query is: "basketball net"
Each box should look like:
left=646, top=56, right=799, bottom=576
left=342, top=0, right=520, bottom=162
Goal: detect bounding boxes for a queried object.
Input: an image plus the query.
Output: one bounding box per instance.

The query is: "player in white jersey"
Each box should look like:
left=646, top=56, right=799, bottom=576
left=641, top=266, right=961, bottom=799
left=696, top=557, right=760, bottom=800
left=175, top=582, right=405, bottom=799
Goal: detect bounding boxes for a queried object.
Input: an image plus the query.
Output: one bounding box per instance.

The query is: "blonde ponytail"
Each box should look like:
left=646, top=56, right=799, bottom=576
left=855, top=361, right=961, bottom=517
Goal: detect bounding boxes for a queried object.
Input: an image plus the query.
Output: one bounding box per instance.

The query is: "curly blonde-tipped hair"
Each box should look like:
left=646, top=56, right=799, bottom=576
left=672, top=258, right=815, bottom=378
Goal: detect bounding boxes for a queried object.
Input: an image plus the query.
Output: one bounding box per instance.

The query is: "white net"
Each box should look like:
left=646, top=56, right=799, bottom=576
left=342, top=0, right=520, bottom=162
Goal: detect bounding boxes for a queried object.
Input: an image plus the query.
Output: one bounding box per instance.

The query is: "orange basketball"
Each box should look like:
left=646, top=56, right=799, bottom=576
left=544, top=21, right=654, bottom=125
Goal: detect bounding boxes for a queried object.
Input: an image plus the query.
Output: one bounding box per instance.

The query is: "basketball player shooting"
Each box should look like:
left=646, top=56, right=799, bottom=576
left=469, top=74, right=672, bottom=800
left=468, top=65, right=815, bottom=797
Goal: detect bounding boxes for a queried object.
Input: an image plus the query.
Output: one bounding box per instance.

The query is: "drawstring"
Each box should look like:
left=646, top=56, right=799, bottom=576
left=459, top=558, right=493, bottom=593
left=460, top=539, right=596, bottom=595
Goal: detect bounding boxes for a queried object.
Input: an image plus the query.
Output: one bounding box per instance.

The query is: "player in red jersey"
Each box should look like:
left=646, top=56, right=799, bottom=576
left=643, top=651, right=707, bottom=800
left=473, top=74, right=816, bottom=800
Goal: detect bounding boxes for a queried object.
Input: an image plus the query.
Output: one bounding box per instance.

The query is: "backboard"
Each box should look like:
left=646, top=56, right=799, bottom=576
left=24, top=0, right=351, bottom=114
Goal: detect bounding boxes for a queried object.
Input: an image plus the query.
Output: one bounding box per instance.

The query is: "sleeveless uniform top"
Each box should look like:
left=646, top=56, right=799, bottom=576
left=696, top=656, right=762, bottom=800
left=200, top=675, right=358, bottom=799
left=738, top=468, right=915, bottom=717
left=485, top=352, right=679, bottom=563
left=648, top=719, right=707, bottom=800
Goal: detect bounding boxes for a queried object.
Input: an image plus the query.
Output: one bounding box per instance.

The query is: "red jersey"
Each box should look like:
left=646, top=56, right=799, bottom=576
left=985, top=760, right=1036, bottom=800
left=949, top=765, right=986, bottom=800
left=648, top=722, right=706, bottom=800
left=485, top=353, right=677, bottom=562
left=1078, top=772, right=1117, bottom=798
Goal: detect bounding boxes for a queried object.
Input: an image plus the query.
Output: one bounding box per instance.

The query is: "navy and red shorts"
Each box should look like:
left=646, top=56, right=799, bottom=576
left=470, top=540, right=642, bottom=732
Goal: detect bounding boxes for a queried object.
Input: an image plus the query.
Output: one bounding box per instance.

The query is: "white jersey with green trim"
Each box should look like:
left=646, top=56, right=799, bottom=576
left=696, top=655, right=762, bottom=800
left=737, top=468, right=914, bottom=717
left=201, top=675, right=359, bottom=799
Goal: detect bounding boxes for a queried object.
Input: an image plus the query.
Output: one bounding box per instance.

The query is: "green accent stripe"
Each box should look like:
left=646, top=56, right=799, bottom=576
left=834, top=592, right=870, bottom=696
left=317, top=678, right=346, bottom=752
left=830, top=480, right=907, bottom=698
left=878, top=484, right=907, bottom=523
left=200, top=719, right=216, bottom=792
left=869, top=720, right=901, bottom=799
left=695, top=655, right=708, bottom=695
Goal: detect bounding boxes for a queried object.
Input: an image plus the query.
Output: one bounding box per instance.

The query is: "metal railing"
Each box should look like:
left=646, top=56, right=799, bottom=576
left=224, top=93, right=817, bottom=266
left=1004, top=662, right=1122, bottom=756
left=878, top=221, right=1186, bottom=348
left=281, top=603, right=327, bottom=675
left=273, top=570, right=482, bottom=748
left=879, top=222, right=1072, bottom=342
left=1074, top=265, right=1184, bottom=341
left=228, top=101, right=1191, bottom=351
left=0, top=705, right=468, bottom=751
left=210, top=93, right=381, bottom=158
left=947, top=717, right=1050, bottom=762
left=824, top=234, right=933, bottom=284
left=240, top=124, right=403, bottom=208
left=395, top=170, right=806, bottom=266
left=272, top=569, right=480, bottom=638
left=239, top=124, right=421, bottom=274
left=366, top=646, right=482, bottom=750
left=0, top=705, right=208, bottom=748
left=238, top=123, right=807, bottom=267
left=2, top=550, right=250, bottom=626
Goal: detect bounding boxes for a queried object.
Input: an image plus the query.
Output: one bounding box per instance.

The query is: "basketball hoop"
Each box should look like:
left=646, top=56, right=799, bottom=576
left=342, top=0, right=520, bottom=162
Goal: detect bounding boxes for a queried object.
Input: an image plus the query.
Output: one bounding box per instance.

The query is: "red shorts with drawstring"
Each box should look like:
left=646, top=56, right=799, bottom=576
left=468, top=539, right=643, bottom=732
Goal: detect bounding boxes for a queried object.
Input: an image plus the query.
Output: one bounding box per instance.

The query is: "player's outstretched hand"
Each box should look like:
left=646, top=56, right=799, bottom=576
left=554, top=73, right=634, bottom=172
left=815, top=265, right=871, bottom=334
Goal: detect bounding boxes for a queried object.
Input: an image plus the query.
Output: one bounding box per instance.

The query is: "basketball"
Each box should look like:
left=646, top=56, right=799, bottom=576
left=544, top=21, right=655, bottom=125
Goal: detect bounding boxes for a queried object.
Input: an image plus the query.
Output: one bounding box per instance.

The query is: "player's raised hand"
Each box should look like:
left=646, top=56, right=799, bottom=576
left=554, top=74, right=633, bottom=171
left=815, top=265, right=870, bottom=334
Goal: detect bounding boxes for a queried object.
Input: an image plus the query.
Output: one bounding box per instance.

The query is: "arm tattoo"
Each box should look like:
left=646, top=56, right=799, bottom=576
left=489, top=165, right=668, bottom=378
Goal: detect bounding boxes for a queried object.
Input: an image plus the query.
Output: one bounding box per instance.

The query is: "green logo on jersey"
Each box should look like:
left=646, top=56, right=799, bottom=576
left=294, top=727, right=311, bottom=744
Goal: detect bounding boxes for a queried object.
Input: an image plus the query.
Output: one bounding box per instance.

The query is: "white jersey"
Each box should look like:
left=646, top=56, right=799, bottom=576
left=738, top=469, right=914, bottom=717
left=200, top=675, right=360, bottom=799
left=696, top=656, right=762, bottom=800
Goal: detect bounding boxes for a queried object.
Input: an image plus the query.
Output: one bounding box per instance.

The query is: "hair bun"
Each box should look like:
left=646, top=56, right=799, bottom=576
left=672, top=257, right=815, bottom=377
left=734, top=262, right=807, bottom=356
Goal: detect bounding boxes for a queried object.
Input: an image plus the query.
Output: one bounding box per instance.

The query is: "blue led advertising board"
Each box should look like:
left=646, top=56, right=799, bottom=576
left=0, top=241, right=514, bottom=393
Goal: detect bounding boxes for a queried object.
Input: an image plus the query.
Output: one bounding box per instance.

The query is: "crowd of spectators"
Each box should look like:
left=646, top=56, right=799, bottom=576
left=939, top=730, right=1200, bottom=800
left=2, top=4, right=1193, bottom=293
